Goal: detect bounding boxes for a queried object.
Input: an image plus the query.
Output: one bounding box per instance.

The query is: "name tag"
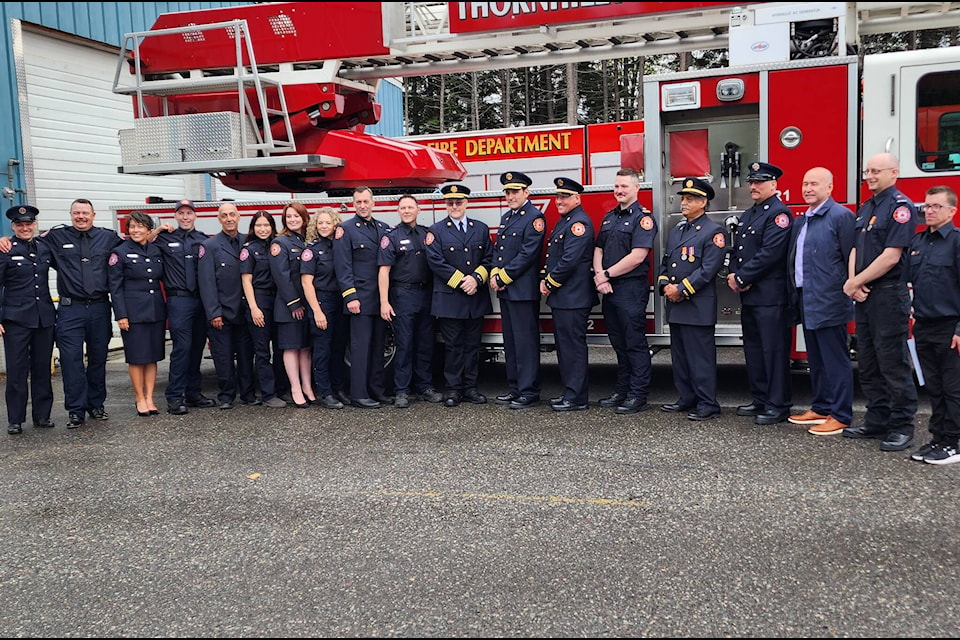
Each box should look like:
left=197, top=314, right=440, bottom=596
left=168, top=242, right=181, bottom=247
left=400, top=239, right=411, bottom=245
left=62, top=243, right=75, bottom=249
left=11, top=256, right=24, bottom=261
left=127, top=254, right=139, bottom=258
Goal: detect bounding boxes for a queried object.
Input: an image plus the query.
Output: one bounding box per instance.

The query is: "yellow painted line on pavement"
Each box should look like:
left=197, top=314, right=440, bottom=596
left=371, top=490, right=650, bottom=508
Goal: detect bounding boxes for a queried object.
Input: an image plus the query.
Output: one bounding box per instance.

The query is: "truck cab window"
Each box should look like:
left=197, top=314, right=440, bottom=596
left=916, top=70, right=960, bottom=172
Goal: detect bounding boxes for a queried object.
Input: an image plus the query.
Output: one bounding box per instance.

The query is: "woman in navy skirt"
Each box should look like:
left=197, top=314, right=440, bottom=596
left=269, top=201, right=316, bottom=407
left=301, top=206, right=349, bottom=409
left=240, top=211, right=287, bottom=408
left=108, top=211, right=166, bottom=416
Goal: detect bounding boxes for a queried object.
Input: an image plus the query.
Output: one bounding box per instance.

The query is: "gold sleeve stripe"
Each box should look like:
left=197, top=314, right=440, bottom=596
left=546, top=274, right=562, bottom=288
left=286, top=298, right=302, bottom=307
left=474, top=266, right=489, bottom=283
left=342, top=288, right=357, bottom=298
left=498, top=269, right=513, bottom=285
left=682, top=278, right=695, bottom=295
left=447, top=270, right=465, bottom=288
left=657, top=275, right=670, bottom=284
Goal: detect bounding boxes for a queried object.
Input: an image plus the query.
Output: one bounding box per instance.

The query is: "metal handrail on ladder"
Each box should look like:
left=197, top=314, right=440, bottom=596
left=112, top=19, right=296, bottom=158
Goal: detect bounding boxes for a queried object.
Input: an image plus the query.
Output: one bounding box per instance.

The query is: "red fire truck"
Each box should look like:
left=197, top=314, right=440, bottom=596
left=112, top=1, right=960, bottom=359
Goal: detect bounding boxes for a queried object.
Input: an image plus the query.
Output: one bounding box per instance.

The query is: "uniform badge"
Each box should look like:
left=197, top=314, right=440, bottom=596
left=571, top=222, right=586, bottom=237
left=640, top=216, right=654, bottom=230
left=380, top=235, right=391, bottom=249
left=713, top=233, right=726, bottom=248
left=335, top=227, right=345, bottom=239
left=533, top=218, right=545, bottom=233
left=893, top=206, right=912, bottom=224
left=775, top=213, right=790, bottom=228
left=270, top=243, right=282, bottom=256
left=198, top=245, right=205, bottom=259
left=108, top=253, right=119, bottom=266
left=239, top=248, right=249, bottom=261
left=681, top=247, right=687, bottom=260
left=301, top=248, right=314, bottom=262
left=424, top=232, right=435, bottom=246
left=689, top=246, right=696, bottom=262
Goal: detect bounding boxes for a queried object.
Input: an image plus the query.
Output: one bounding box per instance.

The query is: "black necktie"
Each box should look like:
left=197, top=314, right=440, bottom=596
left=230, top=235, right=240, bottom=253
left=183, top=233, right=196, bottom=291
left=79, top=231, right=94, bottom=295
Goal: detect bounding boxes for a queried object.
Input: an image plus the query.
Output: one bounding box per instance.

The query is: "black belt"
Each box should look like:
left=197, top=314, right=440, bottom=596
left=70, top=296, right=108, bottom=304
left=166, top=289, right=198, bottom=298
left=254, top=288, right=276, bottom=296
left=392, top=282, right=428, bottom=289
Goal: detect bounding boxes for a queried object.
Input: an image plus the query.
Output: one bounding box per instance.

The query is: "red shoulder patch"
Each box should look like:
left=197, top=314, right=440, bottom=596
left=775, top=213, right=790, bottom=228
left=424, top=232, right=435, bottom=246
left=893, top=206, right=912, bottom=224
left=270, top=242, right=282, bottom=256
left=533, top=218, right=545, bottom=233
left=335, top=226, right=345, bottom=240
left=380, top=235, right=391, bottom=249
left=239, top=248, right=249, bottom=261
left=571, top=222, right=586, bottom=237
left=198, top=245, right=205, bottom=259
left=713, top=232, right=726, bottom=248
left=301, top=248, right=314, bottom=262
left=640, top=216, right=654, bottom=230
left=108, top=253, right=119, bottom=266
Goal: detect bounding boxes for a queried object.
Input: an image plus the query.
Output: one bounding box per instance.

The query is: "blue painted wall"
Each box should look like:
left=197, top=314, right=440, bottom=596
left=0, top=2, right=404, bottom=201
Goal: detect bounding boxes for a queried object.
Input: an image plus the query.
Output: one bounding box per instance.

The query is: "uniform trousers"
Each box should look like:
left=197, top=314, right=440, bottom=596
left=500, top=298, right=540, bottom=399
left=802, top=323, right=854, bottom=425
left=248, top=293, right=280, bottom=401
left=552, top=307, right=591, bottom=405
left=390, top=288, right=435, bottom=395
left=855, top=283, right=917, bottom=435
left=438, top=316, right=483, bottom=395
left=602, top=279, right=651, bottom=401
left=310, top=291, right=347, bottom=397
left=670, top=323, right=720, bottom=413
left=165, top=296, right=207, bottom=403
left=2, top=322, right=54, bottom=424
left=914, top=316, right=960, bottom=444
left=56, top=300, right=111, bottom=414
left=741, top=304, right=792, bottom=412
left=349, top=313, right=387, bottom=400
left=207, top=320, right=255, bottom=405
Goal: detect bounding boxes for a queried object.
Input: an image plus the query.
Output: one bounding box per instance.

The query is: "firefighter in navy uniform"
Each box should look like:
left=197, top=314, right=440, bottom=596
left=658, top=178, right=726, bottom=421
left=540, top=177, right=598, bottom=412
left=154, top=200, right=217, bottom=415
left=0, top=205, right=56, bottom=434
left=593, top=168, right=659, bottom=414
left=489, top=171, right=546, bottom=409
left=378, top=195, right=442, bottom=409
left=842, top=152, right=918, bottom=452
left=425, top=184, right=493, bottom=407
left=334, top=186, right=393, bottom=408
left=198, top=203, right=256, bottom=410
left=727, top=161, right=794, bottom=425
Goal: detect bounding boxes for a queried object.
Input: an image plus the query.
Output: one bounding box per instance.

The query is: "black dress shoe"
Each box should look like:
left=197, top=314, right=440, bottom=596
left=33, top=419, right=55, bottom=429
left=335, top=390, right=352, bottom=406
left=755, top=409, right=790, bottom=425
left=320, top=394, right=344, bottom=409
left=843, top=423, right=887, bottom=439
left=88, top=407, right=109, bottom=421
left=394, top=394, right=410, bottom=409
left=509, top=396, right=540, bottom=409
left=218, top=401, right=234, bottom=410
left=136, top=405, right=150, bottom=417
left=444, top=392, right=461, bottom=407
left=241, top=398, right=262, bottom=406
left=549, top=396, right=565, bottom=406
left=293, top=401, right=310, bottom=409
left=736, top=402, right=764, bottom=417
left=373, top=394, right=394, bottom=405
left=67, top=413, right=85, bottom=428
left=661, top=401, right=695, bottom=413
left=418, top=389, right=443, bottom=403
left=186, top=396, right=217, bottom=409
left=880, top=432, right=914, bottom=452
left=463, top=389, right=487, bottom=405
left=167, top=403, right=188, bottom=416
left=495, top=392, right=519, bottom=405
left=352, top=397, right=381, bottom=409
left=599, top=392, right=626, bottom=408
left=149, top=409, right=159, bottom=415
left=616, top=398, right=650, bottom=415
left=553, top=400, right=588, bottom=412
left=7, top=423, right=22, bottom=435
left=687, top=408, right=721, bottom=421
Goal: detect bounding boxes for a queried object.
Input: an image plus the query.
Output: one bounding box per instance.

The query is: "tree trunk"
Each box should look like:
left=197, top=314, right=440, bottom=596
left=502, top=69, right=511, bottom=128
left=566, top=63, right=578, bottom=125
left=471, top=72, right=479, bottom=130
left=439, top=75, right=445, bottom=132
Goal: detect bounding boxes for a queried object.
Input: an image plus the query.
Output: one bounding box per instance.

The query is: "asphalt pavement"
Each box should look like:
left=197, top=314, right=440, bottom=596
left=1, top=345, right=958, bottom=637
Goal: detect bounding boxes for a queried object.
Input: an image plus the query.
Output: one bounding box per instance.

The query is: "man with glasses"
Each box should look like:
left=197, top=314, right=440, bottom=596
left=904, top=186, right=960, bottom=465
left=842, top=153, right=918, bottom=451
left=425, top=184, right=492, bottom=407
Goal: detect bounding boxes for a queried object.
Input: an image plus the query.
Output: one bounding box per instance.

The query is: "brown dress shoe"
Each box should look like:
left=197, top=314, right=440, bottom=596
left=808, top=416, right=848, bottom=436
left=789, top=409, right=829, bottom=425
